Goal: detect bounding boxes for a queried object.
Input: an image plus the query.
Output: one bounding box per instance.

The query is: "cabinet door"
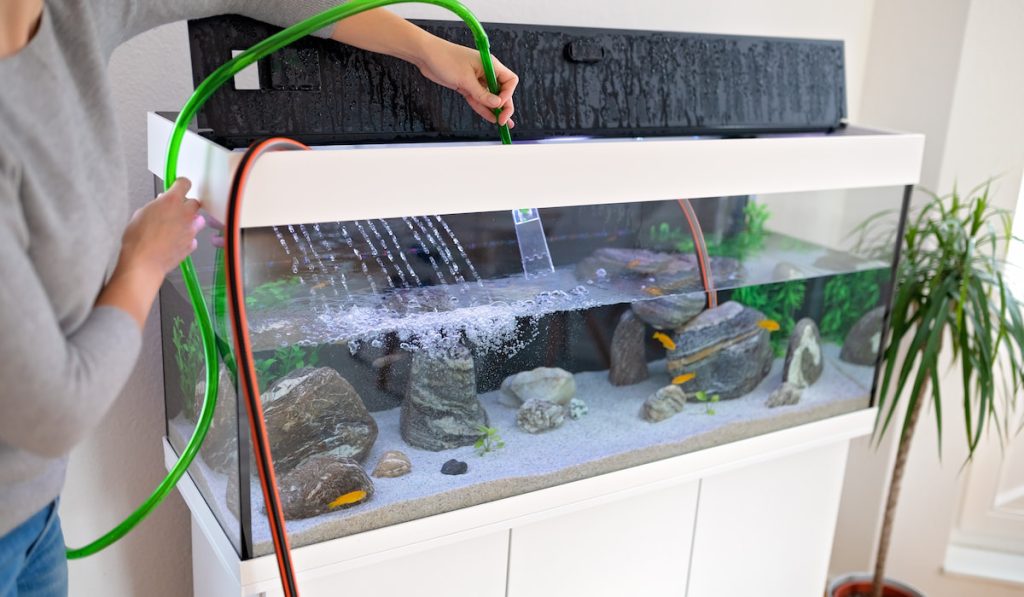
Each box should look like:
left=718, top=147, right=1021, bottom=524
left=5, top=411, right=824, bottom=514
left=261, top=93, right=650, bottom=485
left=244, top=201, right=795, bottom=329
left=507, top=481, right=700, bottom=597
left=686, top=442, right=850, bottom=597
left=286, top=531, right=510, bottom=597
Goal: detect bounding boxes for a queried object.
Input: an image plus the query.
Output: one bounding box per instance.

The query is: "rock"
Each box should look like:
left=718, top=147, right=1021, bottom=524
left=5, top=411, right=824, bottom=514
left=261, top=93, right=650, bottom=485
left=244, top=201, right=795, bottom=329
left=630, top=292, right=706, bottom=330
left=441, top=459, right=468, bottom=475
left=371, top=450, right=412, bottom=478
left=642, top=385, right=688, bottom=422
left=773, top=261, right=804, bottom=281
left=666, top=301, right=773, bottom=399
left=575, top=248, right=745, bottom=294
left=814, top=250, right=864, bottom=272
left=196, top=365, right=239, bottom=475
left=841, top=306, right=886, bottom=365
left=277, top=454, right=373, bottom=520
left=766, top=383, right=802, bottom=408
left=567, top=398, right=588, bottom=420
left=501, top=367, right=576, bottom=406
left=401, top=348, right=489, bottom=451
left=516, top=399, right=566, bottom=433
left=264, top=367, right=378, bottom=475
left=783, top=318, right=823, bottom=388
left=609, top=311, right=649, bottom=386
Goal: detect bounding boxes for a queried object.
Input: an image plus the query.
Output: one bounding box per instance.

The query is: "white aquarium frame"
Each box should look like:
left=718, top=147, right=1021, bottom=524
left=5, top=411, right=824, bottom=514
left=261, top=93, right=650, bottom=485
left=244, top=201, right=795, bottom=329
left=148, top=112, right=925, bottom=596
left=147, top=113, right=923, bottom=228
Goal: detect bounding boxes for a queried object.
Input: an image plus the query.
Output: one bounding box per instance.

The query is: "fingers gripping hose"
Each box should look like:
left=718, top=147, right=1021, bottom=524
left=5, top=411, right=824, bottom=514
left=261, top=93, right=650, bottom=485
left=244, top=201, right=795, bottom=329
left=65, top=1, right=509, bottom=595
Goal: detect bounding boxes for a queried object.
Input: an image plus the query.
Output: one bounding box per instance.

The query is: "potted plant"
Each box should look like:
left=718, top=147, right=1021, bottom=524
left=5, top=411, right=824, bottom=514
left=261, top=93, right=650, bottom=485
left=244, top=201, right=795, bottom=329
left=829, top=183, right=1024, bottom=597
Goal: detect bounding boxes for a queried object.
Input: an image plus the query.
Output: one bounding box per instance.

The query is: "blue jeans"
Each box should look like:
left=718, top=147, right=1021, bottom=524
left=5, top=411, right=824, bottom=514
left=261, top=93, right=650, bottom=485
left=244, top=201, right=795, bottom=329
left=0, top=501, right=68, bottom=597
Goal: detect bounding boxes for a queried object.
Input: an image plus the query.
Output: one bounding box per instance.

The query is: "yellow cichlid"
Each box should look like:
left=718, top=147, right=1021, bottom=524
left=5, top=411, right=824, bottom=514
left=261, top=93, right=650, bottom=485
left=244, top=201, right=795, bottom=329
left=671, top=373, right=696, bottom=385
left=627, top=259, right=643, bottom=269
left=757, top=319, right=781, bottom=332
left=652, top=331, right=676, bottom=351
left=328, top=490, right=367, bottom=510
left=644, top=286, right=665, bottom=297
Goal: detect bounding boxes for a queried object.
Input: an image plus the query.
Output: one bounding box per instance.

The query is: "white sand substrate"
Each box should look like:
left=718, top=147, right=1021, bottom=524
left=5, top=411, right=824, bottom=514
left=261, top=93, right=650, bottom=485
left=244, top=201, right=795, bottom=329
left=174, top=344, right=872, bottom=556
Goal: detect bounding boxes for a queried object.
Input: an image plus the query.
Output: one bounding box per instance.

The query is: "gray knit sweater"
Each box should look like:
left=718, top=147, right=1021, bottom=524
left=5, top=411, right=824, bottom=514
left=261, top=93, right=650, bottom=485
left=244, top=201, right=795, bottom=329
left=0, top=0, right=338, bottom=537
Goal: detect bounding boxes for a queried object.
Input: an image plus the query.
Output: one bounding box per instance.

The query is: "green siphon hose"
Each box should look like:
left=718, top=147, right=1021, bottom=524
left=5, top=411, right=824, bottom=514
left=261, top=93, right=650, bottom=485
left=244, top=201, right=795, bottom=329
left=67, top=0, right=509, bottom=559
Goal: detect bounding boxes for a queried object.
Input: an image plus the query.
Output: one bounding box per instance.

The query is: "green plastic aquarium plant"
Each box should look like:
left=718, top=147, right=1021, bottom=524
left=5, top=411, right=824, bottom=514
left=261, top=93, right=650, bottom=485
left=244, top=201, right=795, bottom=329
left=254, top=344, right=322, bottom=392
left=171, top=316, right=204, bottom=419
left=820, top=270, right=887, bottom=344
left=836, top=183, right=1024, bottom=597
left=649, top=201, right=771, bottom=260
left=693, top=390, right=720, bottom=415
left=474, top=425, right=506, bottom=456
left=732, top=279, right=806, bottom=357
left=245, top=278, right=303, bottom=310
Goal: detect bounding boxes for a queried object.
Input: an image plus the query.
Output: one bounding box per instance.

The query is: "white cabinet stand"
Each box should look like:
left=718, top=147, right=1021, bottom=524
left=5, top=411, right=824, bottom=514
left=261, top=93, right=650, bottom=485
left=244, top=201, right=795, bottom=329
left=171, top=409, right=870, bottom=597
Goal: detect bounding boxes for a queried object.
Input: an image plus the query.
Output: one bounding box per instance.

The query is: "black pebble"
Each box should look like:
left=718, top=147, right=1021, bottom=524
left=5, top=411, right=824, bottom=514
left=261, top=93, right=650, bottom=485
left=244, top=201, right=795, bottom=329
left=441, top=459, right=468, bottom=475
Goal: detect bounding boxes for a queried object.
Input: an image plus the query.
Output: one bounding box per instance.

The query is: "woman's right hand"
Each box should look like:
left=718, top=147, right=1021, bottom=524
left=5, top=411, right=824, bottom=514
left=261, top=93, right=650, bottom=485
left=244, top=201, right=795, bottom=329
left=120, top=178, right=206, bottom=276
left=96, top=178, right=205, bottom=328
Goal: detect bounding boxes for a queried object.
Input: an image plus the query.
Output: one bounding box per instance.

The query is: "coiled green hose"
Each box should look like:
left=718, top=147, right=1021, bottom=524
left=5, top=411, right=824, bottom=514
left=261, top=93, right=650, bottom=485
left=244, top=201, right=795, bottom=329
left=66, top=0, right=509, bottom=559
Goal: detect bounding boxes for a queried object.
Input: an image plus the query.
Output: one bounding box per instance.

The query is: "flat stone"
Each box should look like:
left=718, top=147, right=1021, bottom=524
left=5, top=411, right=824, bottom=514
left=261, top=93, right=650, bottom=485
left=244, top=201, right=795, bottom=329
left=772, top=261, right=804, bottom=281
left=609, top=311, right=649, bottom=386
left=630, top=292, right=706, bottom=330
left=840, top=306, right=886, bottom=365
left=501, top=367, right=576, bottom=406
left=575, top=248, right=689, bottom=282
left=766, top=382, right=802, bottom=408
left=783, top=318, right=824, bottom=388
left=264, top=367, right=378, bottom=475
left=401, top=347, right=489, bottom=451
left=516, top=399, right=566, bottom=434
left=642, top=385, right=687, bottom=422
left=276, top=454, right=373, bottom=520
left=567, top=397, right=588, bottom=420
left=371, top=450, right=412, bottom=479
left=666, top=301, right=773, bottom=399
left=441, top=459, right=468, bottom=475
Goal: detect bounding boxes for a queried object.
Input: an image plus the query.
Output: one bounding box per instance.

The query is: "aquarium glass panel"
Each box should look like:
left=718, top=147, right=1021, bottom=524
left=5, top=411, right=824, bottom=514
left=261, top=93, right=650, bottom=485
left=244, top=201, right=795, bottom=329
left=161, top=186, right=906, bottom=557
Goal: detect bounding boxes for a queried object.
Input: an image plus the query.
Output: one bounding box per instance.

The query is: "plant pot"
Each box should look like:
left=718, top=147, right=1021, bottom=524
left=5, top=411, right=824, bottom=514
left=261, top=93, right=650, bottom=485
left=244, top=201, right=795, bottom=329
left=828, top=574, right=925, bottom=597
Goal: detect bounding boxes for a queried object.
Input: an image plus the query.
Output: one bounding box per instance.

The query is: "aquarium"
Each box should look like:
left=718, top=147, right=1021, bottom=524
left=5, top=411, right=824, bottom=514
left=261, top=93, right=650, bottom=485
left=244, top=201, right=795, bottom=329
left=160, top=180, right=907, bottom=558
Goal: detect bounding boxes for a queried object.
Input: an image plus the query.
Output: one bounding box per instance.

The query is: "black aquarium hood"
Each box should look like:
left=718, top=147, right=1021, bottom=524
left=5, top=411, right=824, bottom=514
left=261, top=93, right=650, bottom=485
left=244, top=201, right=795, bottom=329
left=186, top=16, right=848, bottom=148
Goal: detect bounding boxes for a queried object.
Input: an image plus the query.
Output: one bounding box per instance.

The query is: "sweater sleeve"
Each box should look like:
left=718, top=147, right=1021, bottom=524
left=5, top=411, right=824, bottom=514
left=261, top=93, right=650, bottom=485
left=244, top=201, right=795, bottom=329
left=0, top=173, right=142, bottom=458
left=96, top=0, right=345, bottom=53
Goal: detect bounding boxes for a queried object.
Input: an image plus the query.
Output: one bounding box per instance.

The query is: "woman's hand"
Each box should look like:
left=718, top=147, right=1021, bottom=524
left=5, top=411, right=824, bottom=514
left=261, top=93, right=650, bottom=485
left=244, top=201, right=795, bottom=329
left=97, top=178, right=206, bottom=328
left=414, top=38, right=518, bottom=128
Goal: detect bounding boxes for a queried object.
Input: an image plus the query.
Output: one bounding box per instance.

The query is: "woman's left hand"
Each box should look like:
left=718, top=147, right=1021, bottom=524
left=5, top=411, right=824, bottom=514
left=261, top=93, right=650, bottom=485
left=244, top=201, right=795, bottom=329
left=415, top=38, right=517, bottom=128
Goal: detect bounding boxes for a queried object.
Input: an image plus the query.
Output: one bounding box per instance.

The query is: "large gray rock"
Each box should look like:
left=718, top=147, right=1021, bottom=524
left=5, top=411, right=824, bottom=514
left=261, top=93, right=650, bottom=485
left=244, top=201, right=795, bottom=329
left=276, top=454, right=373, bottom=520
left=516, top=399, right=566, bottom=433
left=195, top=365, right=239, bottom=475
left=666, top=301, right=773, bottom=399
left=783, top=318, right=823, bottom=388
left=631, top=292, right=706, bottom=330
left=401, top=348, right=489, bottom=451
left=575, top=248, right=744, bottom=294
left=642, top=385, right=688, bottom=422
left=264, top=367, right=378, bottom=474
left=609, top=311, right=649, bottom=386
left=841, top=306, right=886, bottom=365
left=501, top=367, right=576, bottom=406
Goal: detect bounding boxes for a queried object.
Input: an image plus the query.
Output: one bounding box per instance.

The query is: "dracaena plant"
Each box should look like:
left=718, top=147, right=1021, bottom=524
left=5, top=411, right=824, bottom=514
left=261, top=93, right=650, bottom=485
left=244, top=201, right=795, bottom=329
left=854, top=182, right=1024, bottom=597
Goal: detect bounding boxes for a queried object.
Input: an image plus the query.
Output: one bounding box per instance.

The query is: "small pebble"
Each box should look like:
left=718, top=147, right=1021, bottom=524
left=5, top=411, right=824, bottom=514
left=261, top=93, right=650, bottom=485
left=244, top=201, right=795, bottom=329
left=441, top=459, right=468, bottom=475
left=568, top=398, right=589, bottom=420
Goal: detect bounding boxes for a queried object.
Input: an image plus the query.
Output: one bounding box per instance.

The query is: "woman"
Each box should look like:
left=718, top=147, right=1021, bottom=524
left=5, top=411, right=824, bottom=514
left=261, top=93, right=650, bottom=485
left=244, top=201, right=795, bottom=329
left=0, top=2, right=517, bottom=595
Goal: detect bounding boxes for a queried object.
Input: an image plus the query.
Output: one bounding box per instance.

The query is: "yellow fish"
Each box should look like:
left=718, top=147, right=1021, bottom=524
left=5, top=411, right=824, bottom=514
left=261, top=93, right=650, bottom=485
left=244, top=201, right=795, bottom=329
left=757, top=319, right=781, bottom=332
left=644, top=286, right=665, bottom=297
left=652, top=331, right=676, bottom=351
left=328, top=490, right=368, bottom=510
left=672, top=373, right=696, bottom=385
left=626, top=259, right=643, bottom=269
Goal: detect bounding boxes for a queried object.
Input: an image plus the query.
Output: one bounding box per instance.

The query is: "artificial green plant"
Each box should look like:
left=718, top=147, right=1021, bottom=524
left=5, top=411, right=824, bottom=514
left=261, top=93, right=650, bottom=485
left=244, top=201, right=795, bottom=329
left=171, top=316, right=204, bottom=419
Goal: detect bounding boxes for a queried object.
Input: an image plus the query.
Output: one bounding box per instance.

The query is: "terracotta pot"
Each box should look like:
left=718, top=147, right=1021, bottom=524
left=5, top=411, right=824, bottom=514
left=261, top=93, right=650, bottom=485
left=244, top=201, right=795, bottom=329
left=828, top=574, right=924, bottom=597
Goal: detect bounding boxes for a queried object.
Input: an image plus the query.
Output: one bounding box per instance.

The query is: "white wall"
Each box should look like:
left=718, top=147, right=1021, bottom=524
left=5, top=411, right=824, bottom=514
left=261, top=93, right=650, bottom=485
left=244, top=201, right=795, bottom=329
left=57, top=3, right=877, bottom=596
left=831, top=1, right=1024, bottom=595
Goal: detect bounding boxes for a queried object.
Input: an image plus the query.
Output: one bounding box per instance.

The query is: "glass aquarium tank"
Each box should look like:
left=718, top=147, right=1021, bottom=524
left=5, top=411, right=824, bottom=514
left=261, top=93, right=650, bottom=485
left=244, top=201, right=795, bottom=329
left=160, top=175, right=908, bottom=558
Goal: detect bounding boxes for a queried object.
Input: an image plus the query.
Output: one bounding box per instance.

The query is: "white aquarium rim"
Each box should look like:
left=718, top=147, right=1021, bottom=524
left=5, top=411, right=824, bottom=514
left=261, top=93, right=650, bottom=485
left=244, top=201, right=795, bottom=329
left=147, top=112, right=924, bottom=229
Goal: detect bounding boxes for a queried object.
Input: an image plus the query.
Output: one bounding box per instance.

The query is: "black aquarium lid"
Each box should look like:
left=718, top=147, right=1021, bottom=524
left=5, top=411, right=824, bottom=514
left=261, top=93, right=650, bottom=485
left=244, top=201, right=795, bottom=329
left=186, top=16, right=847, bottom=147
